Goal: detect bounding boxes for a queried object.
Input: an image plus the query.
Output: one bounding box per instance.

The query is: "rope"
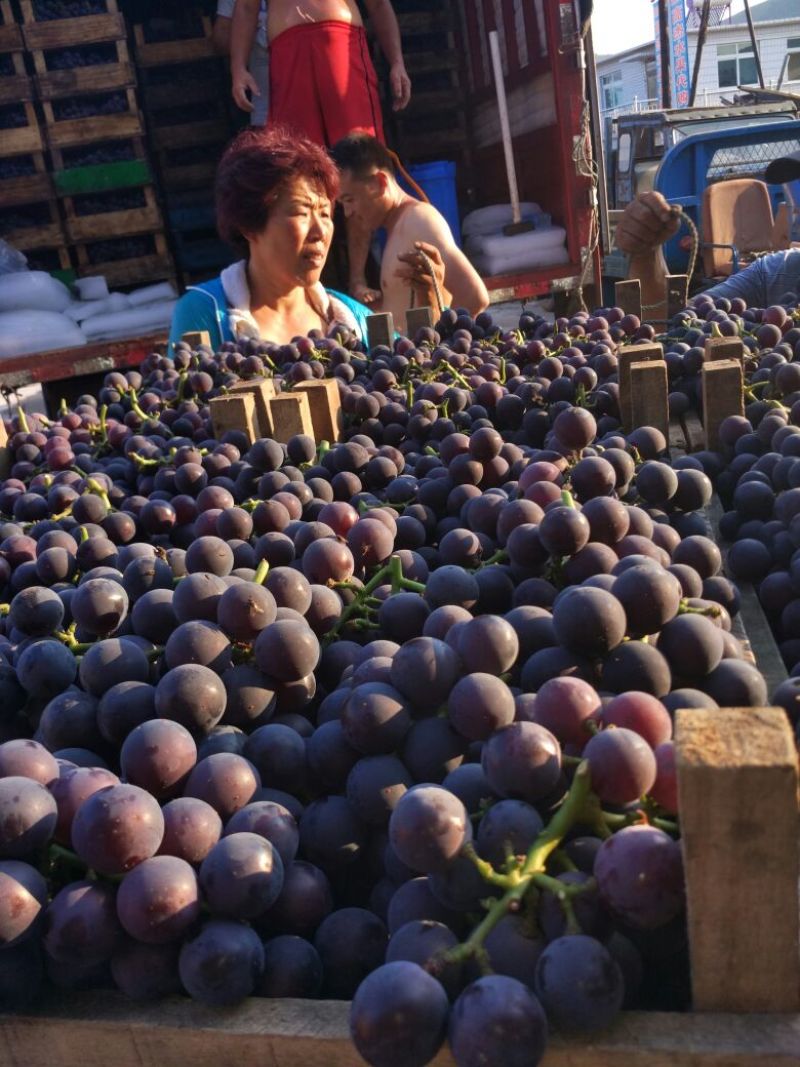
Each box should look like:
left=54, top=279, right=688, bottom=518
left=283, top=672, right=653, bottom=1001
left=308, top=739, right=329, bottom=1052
left=408, top=245, right=446, bottom=319
left=639, top=207, right=700, bottom=314
left=573, top=98, right=601, bottom=313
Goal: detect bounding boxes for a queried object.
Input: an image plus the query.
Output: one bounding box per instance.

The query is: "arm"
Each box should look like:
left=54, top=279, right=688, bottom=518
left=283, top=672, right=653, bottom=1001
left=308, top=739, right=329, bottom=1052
left=363, top=0, right=411, bottom=110
left=346, top=215, right=383, bottom=306
left=169, top=291, right=224, bottom=353
left=701, top=258, right=768, bottom=306
left=230, top=0, right=260, bottom=112
left=615, top=191, right=682, bottom=318
left=212, top=0, right=233, bottom=54
left=395, top=207, right=489, bottom=315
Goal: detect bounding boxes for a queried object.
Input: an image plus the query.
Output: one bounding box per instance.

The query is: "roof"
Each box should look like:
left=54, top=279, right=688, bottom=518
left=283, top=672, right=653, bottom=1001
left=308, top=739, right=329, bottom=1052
left=727, top=0, right=800, bottom=24
left=596, top=41, right=655, bottom=66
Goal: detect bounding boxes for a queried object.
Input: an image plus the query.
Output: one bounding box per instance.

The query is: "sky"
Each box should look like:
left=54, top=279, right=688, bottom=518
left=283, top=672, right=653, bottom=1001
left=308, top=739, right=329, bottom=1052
left=591, top=0, right=748, bottom=57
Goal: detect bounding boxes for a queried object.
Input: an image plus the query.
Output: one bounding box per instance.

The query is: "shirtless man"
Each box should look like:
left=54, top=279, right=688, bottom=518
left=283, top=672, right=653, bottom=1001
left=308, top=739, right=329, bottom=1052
left=230, top=0, right=410, bottom=145
left=331, top=131, right=489, bottom=322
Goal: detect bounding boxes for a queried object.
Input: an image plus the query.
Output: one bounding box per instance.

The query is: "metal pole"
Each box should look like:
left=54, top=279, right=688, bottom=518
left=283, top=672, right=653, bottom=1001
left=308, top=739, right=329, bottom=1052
left=658, top=0, right=672, bottom=109
left=488, top=30, right=522, bottom=226
left=689, top=0, right=711, bottom=106
left=585, top=25, right=611, bottom=253
left=742, top=0, right=765, bottom=88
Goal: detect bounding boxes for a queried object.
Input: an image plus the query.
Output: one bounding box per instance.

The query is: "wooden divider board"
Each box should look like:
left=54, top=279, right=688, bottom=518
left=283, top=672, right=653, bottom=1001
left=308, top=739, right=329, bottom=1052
left=366, top=312, right=394, bottom=350
left=209, top=393, right=258, bottom=444
left=268, top=392, right=314, bottom=443
left=229, top=379, right=277, bottom=438
left=294, top=379, right=342, bottom=443
left=629, top=359, right=669, bottom=441
left=405, top=306, right=434, bottom=336
left=704, top=337, right=744, bottom=363
left=181, top=331, right=211, bottom=350
left=676, top=706, right=800, bottom=1014
left=617, top=342, right=664, bottom=432
left=615, top=279, right=642, bottom=319
left=701, top=359, right=744, bottom=451
left=0, top=414, right=9, bottom=479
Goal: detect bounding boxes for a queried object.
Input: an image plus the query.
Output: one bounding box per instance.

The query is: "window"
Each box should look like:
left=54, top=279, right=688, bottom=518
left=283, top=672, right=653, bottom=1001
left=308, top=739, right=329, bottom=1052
left=600, top=70, right=624, bottom=111
left=788, top=37, right=800, bottom=83
left=717, top=41, right=759, bottom=88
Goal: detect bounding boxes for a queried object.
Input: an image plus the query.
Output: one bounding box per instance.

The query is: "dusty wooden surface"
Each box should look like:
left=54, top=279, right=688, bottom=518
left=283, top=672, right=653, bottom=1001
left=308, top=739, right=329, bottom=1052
left=701, top=360, right=744, bottom=451
left=629, top=358, right=669, bottom=441
left=618, top=342, right=664, bottom=432
left=1, top=992, right=798, bottom=1067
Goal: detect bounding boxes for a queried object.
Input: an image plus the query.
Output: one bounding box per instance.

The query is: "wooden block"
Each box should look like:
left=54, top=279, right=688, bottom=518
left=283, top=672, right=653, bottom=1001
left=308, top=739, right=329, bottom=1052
left=0, top=415, right=9, bottom=479
left=268, top=392, right=314, bottom=444
left=676, top=706, right=800, bottom=1013
left=180, top=331, right=211, bottom=350
left=629, top=359, right=669, bottom=439
left=704, top=336, right=744, bottom=363
left=665, top=274, right=689, bottom=319
left=405, top=306, right=434, bottom=336
left=209, top=393, right=258, bottom=444
left=366, top=312, right=395, bottom=350
left=617, top=342, right=664, bottom=432
left=701, top=359, right=744, bottom=451
left=615, top=279, right=642, bottom=319
left=294, top=379, right=343, bottom=444
left=229, top=379, right=277, bottom=437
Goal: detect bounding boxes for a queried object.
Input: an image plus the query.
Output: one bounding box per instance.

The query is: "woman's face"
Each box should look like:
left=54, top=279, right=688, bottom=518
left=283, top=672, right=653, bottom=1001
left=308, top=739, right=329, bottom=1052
left=246, top=178, right=334, bottom=288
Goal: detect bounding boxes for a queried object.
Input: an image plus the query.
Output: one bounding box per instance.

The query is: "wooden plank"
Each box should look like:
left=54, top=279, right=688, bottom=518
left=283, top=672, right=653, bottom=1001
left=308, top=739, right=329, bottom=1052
left=405, top=306, right=434, bottom=336
left=676, top=706, right=800, bottom=1013
left=0, top=992, right=798, bottom=1067
left=666, top=274, right=689, bottom=319
left=617, top=342, right=664, bottom=432
left=701, top=359, right=744, bottom=451
left=268, top=392, right=314, bottom=444
left=704, top=337, right=744, bottom=364
left=0, top=334, right=163, bottom=391
left=0, top=410, right=9, bottom=478
left=615, top=279, right=642, bottom=319
left=75, top=253, right=175, bottom=289
left=150, top=119, right=230, bottom=151
left=45, top=112, right=144, bottom=150
left=0, top=103, right=43, bottom=157
left=180, top=331, right=211, bottom=349
left=210, top=393, right=258, bottom=445
left=294, top=379, right=343, bottom=444
left=21, top=12, right=126, bottom=50
left=64, top=187, right=161, bottom=243
left=34, top=58, right=136, bottom=100
left=229, top=379, right=277, bottom=437
left=366, top=312, right=395, bottom=350
left=132, top=18, right=215, bottom=68
left=0, top=170, right=52, bottom=207
left=629, top=359, right=669, bottom=439
left=2, top=220, right=65, bottom=252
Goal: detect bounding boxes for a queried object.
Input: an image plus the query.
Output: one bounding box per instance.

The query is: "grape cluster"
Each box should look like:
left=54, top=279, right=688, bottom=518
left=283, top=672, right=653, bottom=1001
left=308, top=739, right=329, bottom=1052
left=0, top=105, right=30, bottom=131
left=31, top=1, right=108, bottom=19
left=60, top=139, right=138, bottom=169
left=0, top=290, right=792, bottom=1065
left=73, top=189, right=147, bottom=218
left=86, top=236, right=154, bottom=264
left=52, top=91, right=129, bottom=122
left=45, top=43, right=118, bottom=71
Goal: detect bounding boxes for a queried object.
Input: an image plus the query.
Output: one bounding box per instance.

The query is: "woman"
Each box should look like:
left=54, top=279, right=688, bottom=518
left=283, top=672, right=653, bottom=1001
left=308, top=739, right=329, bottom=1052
left=169, top=126, right=372, bottom=350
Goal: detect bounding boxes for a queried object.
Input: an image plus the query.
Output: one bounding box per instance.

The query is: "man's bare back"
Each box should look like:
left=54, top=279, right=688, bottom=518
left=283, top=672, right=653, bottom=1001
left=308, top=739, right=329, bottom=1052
left=268, top=0, right=363, bottom=38
left=380, top=201, right=440, bottom=319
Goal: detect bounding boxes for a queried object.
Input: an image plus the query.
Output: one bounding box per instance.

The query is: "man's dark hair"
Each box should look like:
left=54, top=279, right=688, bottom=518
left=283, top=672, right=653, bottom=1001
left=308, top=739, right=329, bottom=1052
left=330, top=130, right=396, bottom=180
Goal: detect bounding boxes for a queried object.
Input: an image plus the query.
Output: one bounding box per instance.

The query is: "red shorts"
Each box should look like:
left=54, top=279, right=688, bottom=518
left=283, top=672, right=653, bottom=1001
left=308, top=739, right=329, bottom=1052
left=269, top=21, right=385, bottom=148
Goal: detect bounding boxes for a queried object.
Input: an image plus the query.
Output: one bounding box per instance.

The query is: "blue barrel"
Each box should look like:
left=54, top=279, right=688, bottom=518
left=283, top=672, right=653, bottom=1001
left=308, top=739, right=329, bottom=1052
left=406, top=161, right=461, bottom=248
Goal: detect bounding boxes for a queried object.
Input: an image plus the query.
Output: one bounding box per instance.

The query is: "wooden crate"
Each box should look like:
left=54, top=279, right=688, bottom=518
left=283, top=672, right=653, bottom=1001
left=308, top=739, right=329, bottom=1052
left=19, top=0, right=125, bottom=50
left=0, top=151, right=51, bottom=205
left=18, top=243, right=71, bottom=273
left=31, top=37, right=135, bottom=99
left=74, top=230, right=174, bottom=287
left=0, top=0, right=22, bottom=53
left=50, top=134, right=148, bottom=188
left=150, top=116, right=230, bottom=152
left=42, top=86, right=143, bottom=149
left=0, top=100, right=43, bottom=156
left=132, top=15, right=216, bottom=68
left=0, top=47, right=34, bottom=108
left=62, top=183, right=162, bottom=242
left=0, top=197, right=65, bottom=251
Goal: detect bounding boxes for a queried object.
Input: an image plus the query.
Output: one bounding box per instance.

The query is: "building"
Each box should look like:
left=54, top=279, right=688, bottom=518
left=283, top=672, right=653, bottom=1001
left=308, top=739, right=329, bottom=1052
left=595, top=0, right=800, bottom=135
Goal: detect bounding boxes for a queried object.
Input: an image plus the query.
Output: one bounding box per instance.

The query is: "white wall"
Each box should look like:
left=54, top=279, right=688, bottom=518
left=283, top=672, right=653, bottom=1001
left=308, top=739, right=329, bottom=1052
left=687, top=20, right=800, bottom=104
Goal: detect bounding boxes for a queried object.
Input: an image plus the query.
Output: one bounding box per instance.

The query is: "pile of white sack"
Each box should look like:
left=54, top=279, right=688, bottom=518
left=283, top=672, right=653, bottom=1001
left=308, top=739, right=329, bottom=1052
left=462, top=203, right=569, bottom=277
left=0, top=271, right=176, bottom=359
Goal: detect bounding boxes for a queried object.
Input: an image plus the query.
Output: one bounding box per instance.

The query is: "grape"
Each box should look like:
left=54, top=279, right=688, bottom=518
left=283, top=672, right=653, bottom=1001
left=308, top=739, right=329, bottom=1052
left=111, top=941, right=182, bottom=1001
left=222, top=664, right=276, bottom=728
left=199, top=832, right=284, bottom=919
left=158, top=796, right=222, bottom=865
left=481, top=723, right=561, bottom=803
left=613, top=565, right=682, bottom=637
left=656, top=613, right=724, bottom=678
left=120, top=719, right=197, bottom=799
left=423, top=565, right=479, bottom=610
left=132, top=588, right=177, bottom=644
left=116, top=855, right=200, bottom=943
left=299, top=795, right=366, bottom=870
left=217, top=582, right=277, bottom=642
left=350, top=961, right=450, bottom=1067
left=265, top=860, right=332, bottom=936
left=346, top=754, right=413, bottom=826
left=16, top=639, right=77, bottom=699
left=552, top=586, right=626, bottom=656
left=0, top=860, right=47, bottom=946
left=182, top=753, right=260, bottom=820
left=476, top=799, right=543, bottom=868
left=97, top=680, right=156, bottom=746
left=594, top=825, right=684, bottom=929
left=538, top=505, right=590, bottom=556
left=529, top=677, right=600, bottom=746
left=315, top=907, right=387, bottom=998
left=534, top=934, right=624, bottom=1033
left=388, top=635, right=461, bottom=707
left=179, top=919, right=264, bottom=1004
left=342, top=682, right=412, bottom=755
left=254, top=619, right=320, bottom=681
left=447, top=672, right=515, bottom=741
left=8, top=586, right=64, bottom=637
left=44, top=880, right=121, bottom=965
left=389, top=785, right=471, bottom=874
left=71, top=783, right=164, bottom=875
left=601, top=641, right=672, bottom=697
left=599, top=692, right=672, bottom=748
left=651, top=741, right=678, bottom=814
left=71, top=577, right=128, bottom=636
left=155, top=663, right=227, bottom=735
left=583, top=728, right=657, bottom=805
left=258, top=934, right=323, bottom=998
left=0, top=777, right=57, bottom=857
left=0, top=739, right=58, bottom=786
left=172, top=572, right=227, bottom=623
left=703, top=659, right=768, bottom=706
left=39, top=689, right=102, bottom=753
left=456, top=614, right=519, bottom=674
left=164, top=621, right=232, bottom=674
left=385, top=919, right=462, bottom=998
left=449, top=975, right=548, bottom=1067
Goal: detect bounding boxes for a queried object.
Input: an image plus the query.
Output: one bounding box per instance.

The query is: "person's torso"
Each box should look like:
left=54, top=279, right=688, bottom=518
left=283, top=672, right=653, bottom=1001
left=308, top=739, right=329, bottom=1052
left=380, top=200, right=429, bottom=322
left=268, top=0, right=362, bottom=39
left=762, top=249, right=800, bottom=305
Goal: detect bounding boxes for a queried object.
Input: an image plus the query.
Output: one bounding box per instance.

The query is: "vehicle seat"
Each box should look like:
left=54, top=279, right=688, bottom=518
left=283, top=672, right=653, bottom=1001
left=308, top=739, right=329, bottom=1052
left=701, top=179, right=776, bottom=277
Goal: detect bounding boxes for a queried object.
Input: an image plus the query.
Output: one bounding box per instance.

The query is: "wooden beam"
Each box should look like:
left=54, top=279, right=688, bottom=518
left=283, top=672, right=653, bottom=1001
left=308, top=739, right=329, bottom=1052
left=293, top=379, right=343, bottom=444
left=229, top=379, right=277, bottom=438
left=180, top=331, right=211, bottom=350
left=615, top=279, right=642, bottom=319
left=366, top=312, right=395, bottom=351
left=268, top=392, right=314, bottom=444
left=676, top=706, right=800, bottom=1013
left=405, top=306, right=434, bottom=336
left=629, top=359, right=669, bottom=440
left=704, top=337, right=744, bottom=364
left=665, top=275, right=688, bottom=319
left=209, top=393, right=258, bottom=445
left=617, top=342, right=664, bottom=432
left=701, top=359, right=744, bottom=451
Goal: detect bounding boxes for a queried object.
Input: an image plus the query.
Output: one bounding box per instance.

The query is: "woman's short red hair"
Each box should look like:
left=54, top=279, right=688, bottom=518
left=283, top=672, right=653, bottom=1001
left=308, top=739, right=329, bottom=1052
left=215, top=126, right=340, bottom=256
